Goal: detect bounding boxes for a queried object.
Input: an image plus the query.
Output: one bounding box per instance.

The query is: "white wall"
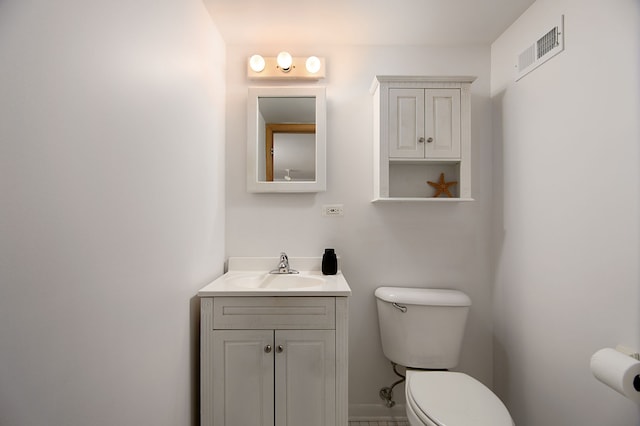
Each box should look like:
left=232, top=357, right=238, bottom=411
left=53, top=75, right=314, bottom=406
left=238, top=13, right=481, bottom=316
left=0, top=1, right=226, bottom=425
left=491, top=0, right=640, bottom=424
left=225, top=44, right=494, bottom=415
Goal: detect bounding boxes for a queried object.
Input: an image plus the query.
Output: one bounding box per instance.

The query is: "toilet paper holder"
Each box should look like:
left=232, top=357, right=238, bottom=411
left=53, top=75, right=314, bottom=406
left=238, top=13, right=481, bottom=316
left=615, top=345, right=640, bottom=394
left=591, top=344, right=640, bottom=402
left=615, top=344, right=640, bottom=361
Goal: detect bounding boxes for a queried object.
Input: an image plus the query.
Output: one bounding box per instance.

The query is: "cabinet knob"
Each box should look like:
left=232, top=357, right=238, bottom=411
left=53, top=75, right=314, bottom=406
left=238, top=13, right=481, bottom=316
left=426, top=137, right=433, bottom=143
left=276, top=345, right=284, bottom=353
left=418, top=137, right=425, bottom=143
left=264, top=345, right=272, bottom=353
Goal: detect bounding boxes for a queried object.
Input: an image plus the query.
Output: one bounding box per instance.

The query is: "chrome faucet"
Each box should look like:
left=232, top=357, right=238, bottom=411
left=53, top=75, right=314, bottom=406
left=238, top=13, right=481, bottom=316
left=270, top=252, right=299, bottom=274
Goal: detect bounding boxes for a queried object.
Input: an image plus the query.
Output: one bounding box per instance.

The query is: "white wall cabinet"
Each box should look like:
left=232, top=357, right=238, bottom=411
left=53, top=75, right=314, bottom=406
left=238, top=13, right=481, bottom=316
left=201, top=296, right=348, bottom=426
left=372, top=76, right=475, bottom=201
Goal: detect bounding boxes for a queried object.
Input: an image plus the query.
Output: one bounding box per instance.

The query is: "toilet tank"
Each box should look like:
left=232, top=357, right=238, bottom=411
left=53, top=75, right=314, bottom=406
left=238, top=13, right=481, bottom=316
left=375, top=287, right=471, bottom=369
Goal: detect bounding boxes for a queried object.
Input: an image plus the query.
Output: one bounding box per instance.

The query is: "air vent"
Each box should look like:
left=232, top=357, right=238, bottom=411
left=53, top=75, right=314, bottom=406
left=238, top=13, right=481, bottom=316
left=537, top=27, right=559, bottom=58
left=518, top=44, right=536, bottom=71
left=516, top=15, right=564, bottom=81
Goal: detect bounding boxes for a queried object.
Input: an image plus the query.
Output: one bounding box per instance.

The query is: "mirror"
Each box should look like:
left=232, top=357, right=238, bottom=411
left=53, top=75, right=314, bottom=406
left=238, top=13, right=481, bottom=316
left=247, top=87, right=326, bottom=192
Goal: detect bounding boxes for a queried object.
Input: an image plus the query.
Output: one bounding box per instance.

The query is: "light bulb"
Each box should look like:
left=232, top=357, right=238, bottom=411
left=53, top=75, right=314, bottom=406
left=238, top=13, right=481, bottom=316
left=305, top=56, right=321, bottom=74
left=277, top=51, right=293, bottom=72
left=249, top=54, right=265, bottom=72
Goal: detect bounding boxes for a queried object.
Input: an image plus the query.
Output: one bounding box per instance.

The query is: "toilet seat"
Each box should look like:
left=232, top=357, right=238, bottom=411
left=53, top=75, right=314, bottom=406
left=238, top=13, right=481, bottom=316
left=405, top=370, right=513, bottom=426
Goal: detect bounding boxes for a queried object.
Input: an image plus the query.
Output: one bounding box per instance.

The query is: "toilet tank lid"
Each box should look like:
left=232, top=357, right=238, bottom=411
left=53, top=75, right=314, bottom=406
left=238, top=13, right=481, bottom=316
left=375, top=287, right=471, bottom=306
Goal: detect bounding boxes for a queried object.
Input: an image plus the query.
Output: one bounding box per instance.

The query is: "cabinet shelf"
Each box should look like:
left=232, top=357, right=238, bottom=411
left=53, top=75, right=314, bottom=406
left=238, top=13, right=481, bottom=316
left=372, top=197, right=475, bottom=202
left=389, top=158, right=461, bottom=165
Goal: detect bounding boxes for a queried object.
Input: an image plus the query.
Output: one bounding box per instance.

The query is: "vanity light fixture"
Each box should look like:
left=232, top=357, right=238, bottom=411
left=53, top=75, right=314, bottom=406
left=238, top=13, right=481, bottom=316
left=276, top=51, right=293, bottom=72
left=247, top=52, right=325, bottom=80
left=305, top=56, right=322, bottom=74
left=249, top=54, right=266, bottom=73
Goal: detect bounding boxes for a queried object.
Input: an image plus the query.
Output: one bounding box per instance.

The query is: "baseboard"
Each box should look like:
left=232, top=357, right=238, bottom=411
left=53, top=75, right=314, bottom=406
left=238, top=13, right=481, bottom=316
left=348, top=403, right=407, bottom=421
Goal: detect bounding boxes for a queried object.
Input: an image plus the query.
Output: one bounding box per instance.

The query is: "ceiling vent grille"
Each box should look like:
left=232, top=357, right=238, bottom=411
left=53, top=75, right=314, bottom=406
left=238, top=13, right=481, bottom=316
left=516, top=15, right=564, bottom=81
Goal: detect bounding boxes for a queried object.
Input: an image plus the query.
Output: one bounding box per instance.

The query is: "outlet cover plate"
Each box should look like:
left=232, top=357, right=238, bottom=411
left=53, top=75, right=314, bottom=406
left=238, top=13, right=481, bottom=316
left=322, top=204, right=344, bottom=217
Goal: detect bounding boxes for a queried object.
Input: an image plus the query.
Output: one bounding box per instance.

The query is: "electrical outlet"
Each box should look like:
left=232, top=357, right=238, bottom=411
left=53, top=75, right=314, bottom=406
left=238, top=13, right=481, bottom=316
left=322, top=204, right=344, bottom=217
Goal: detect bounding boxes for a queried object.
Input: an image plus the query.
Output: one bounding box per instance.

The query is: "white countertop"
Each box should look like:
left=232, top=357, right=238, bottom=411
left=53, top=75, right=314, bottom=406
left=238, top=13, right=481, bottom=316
left=198, top=257, right=352, bottom=297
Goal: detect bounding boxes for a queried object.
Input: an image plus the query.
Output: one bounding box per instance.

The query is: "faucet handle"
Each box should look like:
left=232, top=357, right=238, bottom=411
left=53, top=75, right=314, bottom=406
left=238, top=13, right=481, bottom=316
left=269, top=252, right=298, bottom=274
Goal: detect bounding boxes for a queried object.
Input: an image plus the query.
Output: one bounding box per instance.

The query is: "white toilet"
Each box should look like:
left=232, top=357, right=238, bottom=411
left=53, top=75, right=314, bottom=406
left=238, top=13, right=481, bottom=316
left=375, top=287, right=513, bottom=426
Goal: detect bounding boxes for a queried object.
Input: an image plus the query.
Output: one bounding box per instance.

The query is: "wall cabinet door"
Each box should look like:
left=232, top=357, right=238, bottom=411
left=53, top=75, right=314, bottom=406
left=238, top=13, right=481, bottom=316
left=389, top=88, right=425, bottom=158
left=388, top=88, right=461, bottom=160
left=212, top=330, right=274, bottom=426
left=425, top=89, right=460, bottom=159
left=275, top=330, right=336, bottom=426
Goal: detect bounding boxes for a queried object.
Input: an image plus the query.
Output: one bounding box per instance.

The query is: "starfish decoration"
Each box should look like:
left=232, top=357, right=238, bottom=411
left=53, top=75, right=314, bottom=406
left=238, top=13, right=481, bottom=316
left=427, top=173, right=458, bottom=198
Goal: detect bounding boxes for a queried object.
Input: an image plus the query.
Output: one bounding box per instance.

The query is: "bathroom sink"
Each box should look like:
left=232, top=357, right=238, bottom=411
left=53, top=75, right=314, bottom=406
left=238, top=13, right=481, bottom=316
left=226, top=273, right=325, bottom=289
left=197, top=257, right=352, bottom=297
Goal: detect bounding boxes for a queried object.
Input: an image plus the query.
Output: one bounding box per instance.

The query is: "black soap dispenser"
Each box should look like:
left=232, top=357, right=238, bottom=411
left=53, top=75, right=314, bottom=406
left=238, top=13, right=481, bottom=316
left=322, top=248, right=338, bottom=275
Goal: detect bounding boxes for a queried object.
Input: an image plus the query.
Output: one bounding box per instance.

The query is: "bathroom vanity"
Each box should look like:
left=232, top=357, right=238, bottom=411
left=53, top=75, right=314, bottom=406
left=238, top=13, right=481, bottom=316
left=198, top=257, right=351, bottom=426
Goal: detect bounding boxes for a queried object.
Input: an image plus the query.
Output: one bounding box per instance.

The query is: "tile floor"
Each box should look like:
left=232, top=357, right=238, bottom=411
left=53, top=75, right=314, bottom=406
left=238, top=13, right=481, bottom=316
left=348, top=422, right=409, bottom=426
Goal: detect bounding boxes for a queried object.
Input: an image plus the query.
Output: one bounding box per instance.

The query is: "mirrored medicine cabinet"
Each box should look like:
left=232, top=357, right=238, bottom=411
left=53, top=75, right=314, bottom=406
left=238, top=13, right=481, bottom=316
left=247, top=86, right=326, bottom=193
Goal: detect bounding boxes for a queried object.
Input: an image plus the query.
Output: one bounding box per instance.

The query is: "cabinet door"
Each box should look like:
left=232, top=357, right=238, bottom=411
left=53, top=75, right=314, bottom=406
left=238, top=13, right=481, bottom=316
left=425, top=89, right=461, bottom=159
left=212, top=330, right=274, bottom=426
left=275, top=330, right=336, bottom=426
left=389, top=88, right=425, bottom=159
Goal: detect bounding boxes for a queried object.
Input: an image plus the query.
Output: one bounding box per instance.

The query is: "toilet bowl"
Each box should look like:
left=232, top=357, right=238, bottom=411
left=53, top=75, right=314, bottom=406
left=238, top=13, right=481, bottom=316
left=405, top=370, right=513, bottom=426
left=374, top=287, right=513, bottom=426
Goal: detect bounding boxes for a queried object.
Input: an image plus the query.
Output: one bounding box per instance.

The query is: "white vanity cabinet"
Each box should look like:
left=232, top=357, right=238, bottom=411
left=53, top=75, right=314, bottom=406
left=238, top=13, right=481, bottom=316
left=372, top=76, right=475, bottom=201
left=201, top=296, right=348, bottom=426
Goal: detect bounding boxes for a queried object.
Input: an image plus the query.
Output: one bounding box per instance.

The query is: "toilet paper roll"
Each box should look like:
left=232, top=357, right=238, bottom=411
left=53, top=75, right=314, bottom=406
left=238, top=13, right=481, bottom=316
left=590, top=348, right=640, bottom=404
